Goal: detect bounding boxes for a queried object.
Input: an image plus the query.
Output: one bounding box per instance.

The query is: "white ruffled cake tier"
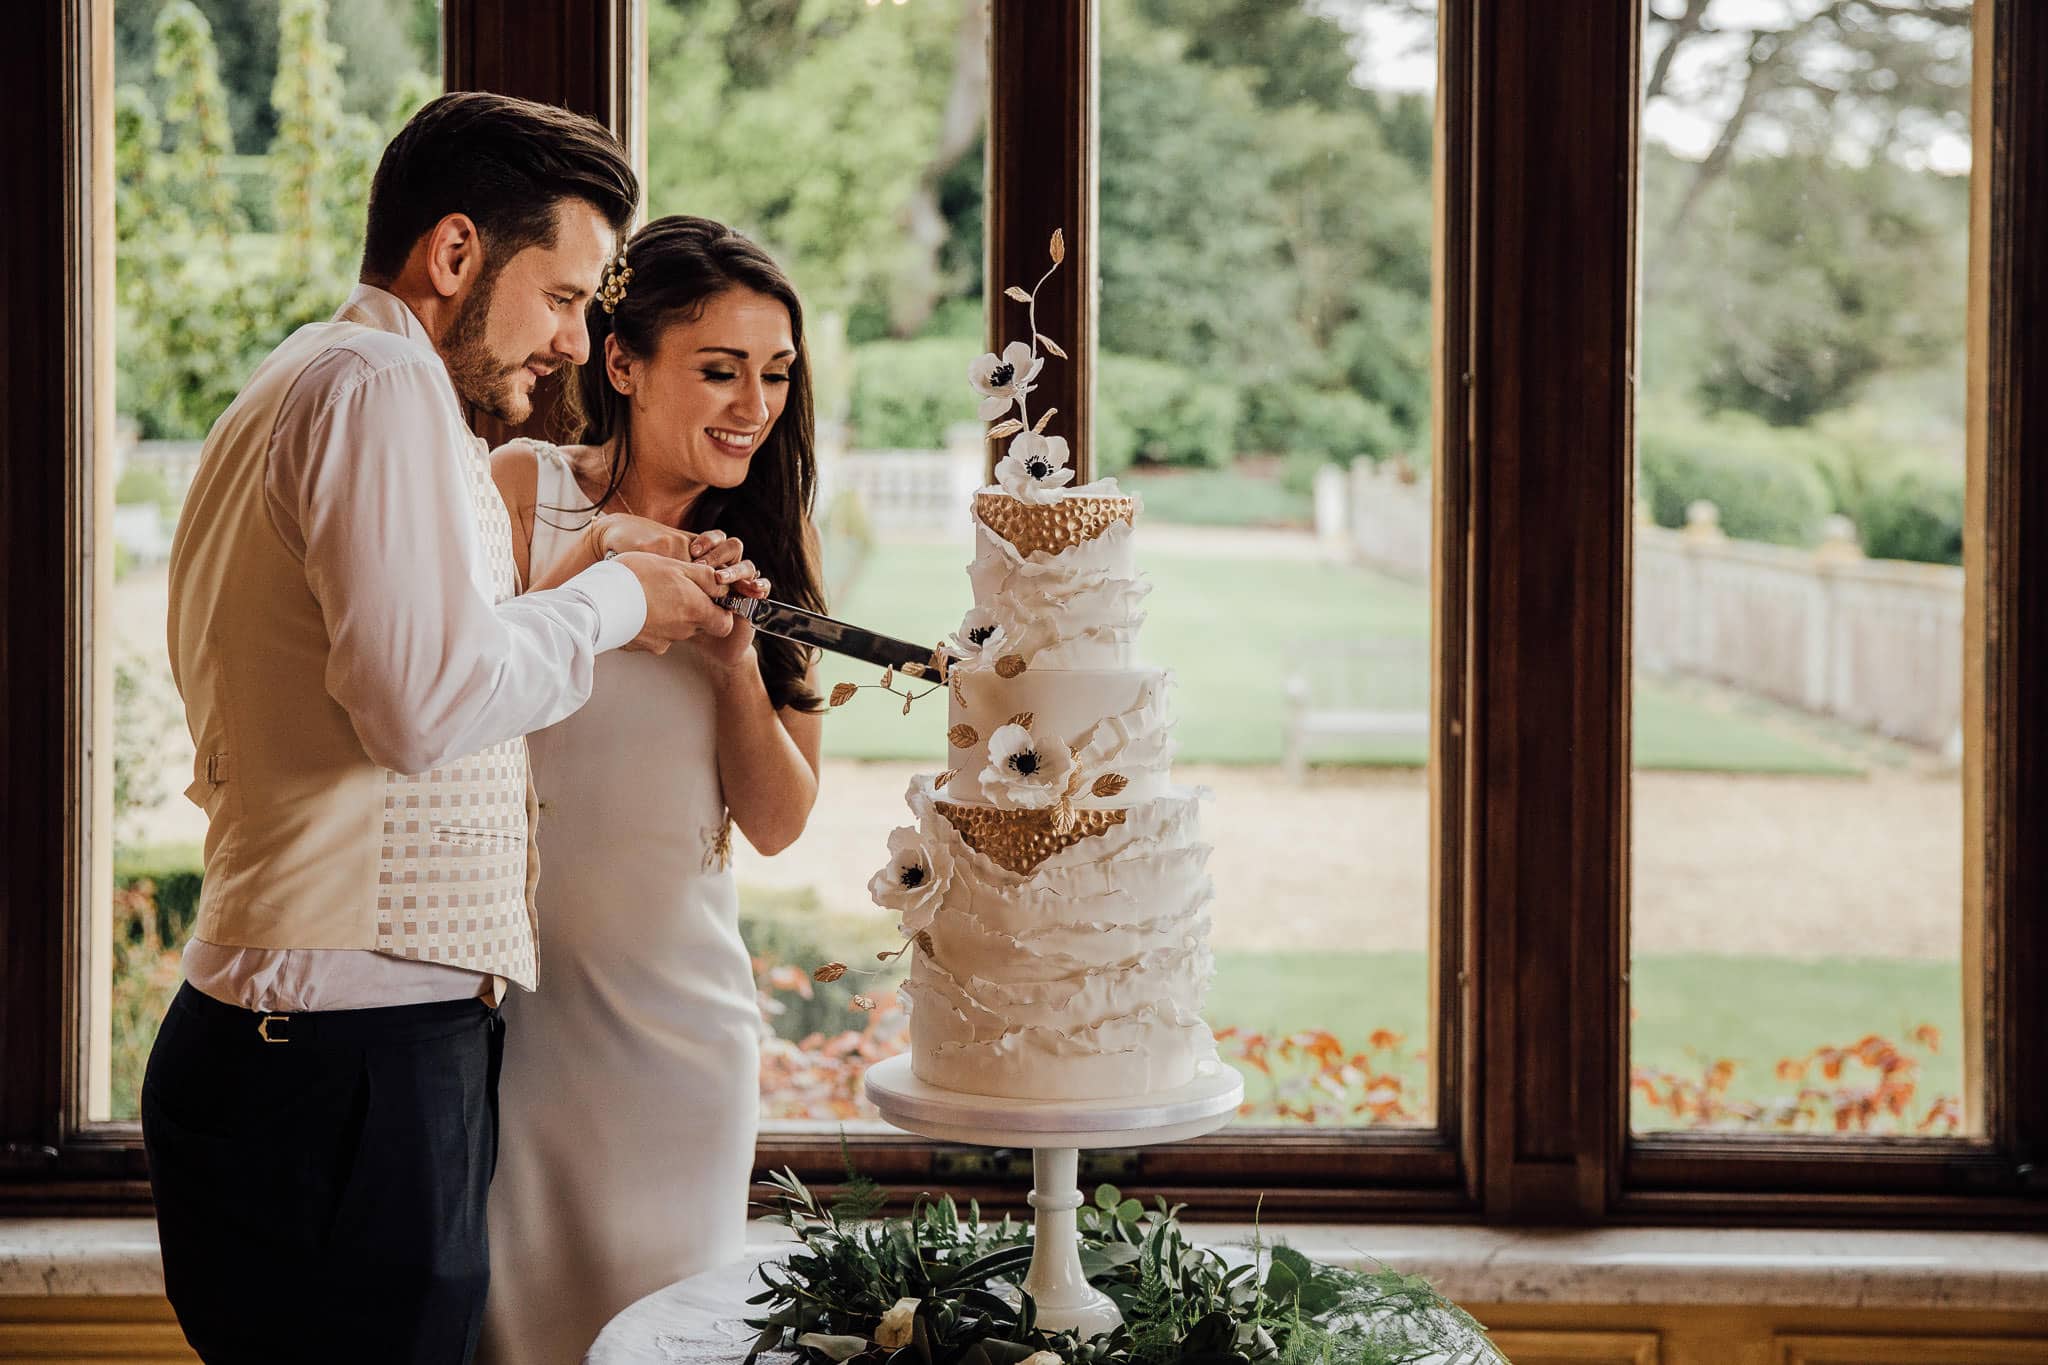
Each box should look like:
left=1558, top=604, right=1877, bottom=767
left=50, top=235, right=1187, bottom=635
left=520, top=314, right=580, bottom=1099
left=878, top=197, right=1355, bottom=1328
left=897, top=776, right=1218, bottom=1102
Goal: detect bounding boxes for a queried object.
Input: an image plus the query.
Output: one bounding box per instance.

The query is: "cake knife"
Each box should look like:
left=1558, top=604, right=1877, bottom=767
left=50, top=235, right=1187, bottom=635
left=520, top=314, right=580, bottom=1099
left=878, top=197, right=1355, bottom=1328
left=718, top=594, right=957, bottom=681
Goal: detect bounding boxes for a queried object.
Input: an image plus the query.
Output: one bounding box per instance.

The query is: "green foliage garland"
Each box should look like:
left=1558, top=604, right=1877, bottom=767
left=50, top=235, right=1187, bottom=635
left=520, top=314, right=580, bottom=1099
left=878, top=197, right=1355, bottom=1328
left=744, top=1172, right=1503, bottom=1365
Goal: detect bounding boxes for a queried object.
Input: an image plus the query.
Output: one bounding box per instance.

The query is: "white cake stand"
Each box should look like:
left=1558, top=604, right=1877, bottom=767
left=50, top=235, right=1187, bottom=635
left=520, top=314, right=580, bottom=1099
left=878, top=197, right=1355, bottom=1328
left=863, top=1054, right=1243, bottom=1337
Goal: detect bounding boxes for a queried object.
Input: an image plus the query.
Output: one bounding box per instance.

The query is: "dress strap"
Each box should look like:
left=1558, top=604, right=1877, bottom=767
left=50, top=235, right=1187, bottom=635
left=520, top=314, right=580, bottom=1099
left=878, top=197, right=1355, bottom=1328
left=518, top=439, right=598, bottom=583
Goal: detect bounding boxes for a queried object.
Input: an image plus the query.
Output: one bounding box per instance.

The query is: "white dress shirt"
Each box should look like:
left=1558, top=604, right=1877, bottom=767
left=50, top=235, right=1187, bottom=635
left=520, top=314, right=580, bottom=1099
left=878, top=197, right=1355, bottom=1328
left=183, top=283, right=645, bottom=1013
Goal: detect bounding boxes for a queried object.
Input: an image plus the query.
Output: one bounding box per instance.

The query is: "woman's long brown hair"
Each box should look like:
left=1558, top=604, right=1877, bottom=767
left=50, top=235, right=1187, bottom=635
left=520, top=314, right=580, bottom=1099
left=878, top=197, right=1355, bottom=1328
left=568, top=215, right=826, bottom=712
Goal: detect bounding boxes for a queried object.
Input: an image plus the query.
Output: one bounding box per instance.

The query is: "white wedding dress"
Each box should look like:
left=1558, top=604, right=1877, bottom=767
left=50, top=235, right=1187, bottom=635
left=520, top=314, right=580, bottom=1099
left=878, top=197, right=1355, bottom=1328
left=479, top=440, right=760, bottom=1365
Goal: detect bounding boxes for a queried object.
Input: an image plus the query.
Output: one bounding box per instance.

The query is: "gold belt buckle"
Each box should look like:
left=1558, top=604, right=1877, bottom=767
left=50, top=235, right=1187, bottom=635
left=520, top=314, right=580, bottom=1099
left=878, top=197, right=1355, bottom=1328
left=257, top=1014, right=290, bottom=1044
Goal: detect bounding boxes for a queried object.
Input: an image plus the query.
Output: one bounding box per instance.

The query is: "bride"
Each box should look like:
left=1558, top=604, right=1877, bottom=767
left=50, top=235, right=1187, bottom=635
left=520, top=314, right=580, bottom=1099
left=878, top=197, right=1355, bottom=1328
left=477, top=216, right=827, bottom=1365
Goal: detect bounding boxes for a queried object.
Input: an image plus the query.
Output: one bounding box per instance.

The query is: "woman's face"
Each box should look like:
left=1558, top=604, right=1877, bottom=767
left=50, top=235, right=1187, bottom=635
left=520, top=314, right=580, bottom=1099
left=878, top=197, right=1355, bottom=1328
left=610, top=286, right=796, bottom=491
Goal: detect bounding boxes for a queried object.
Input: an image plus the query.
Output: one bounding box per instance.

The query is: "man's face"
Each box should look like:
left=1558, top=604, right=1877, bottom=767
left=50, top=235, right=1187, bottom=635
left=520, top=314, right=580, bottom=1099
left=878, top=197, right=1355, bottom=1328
left=441, top=198, right=616, bottom=424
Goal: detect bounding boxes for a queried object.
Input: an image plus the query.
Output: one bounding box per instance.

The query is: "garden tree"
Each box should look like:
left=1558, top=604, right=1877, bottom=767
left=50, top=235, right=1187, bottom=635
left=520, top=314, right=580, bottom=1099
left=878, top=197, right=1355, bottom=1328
left=1680, top=149, right=1965, bottom=426
left=117, top=2, right=253, bottom=438
left=117, top=0, right=280, bottom=153
left=115, top=0, right=432, bottom=439
left=115, top=0, right=433, bottom=152
left=647, top=0, right=984, bottom=342
left=1643, top=0, right=1972, bottom=249
left=1137, top=0, right=1372, bottom=113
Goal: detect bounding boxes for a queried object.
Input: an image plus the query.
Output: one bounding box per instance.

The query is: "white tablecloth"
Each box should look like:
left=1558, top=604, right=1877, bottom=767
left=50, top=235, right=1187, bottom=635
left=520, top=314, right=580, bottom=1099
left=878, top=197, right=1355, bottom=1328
left=585, top=1246, right=788, bottom=1365
left=585, top=1246, right=1491, bottom=1365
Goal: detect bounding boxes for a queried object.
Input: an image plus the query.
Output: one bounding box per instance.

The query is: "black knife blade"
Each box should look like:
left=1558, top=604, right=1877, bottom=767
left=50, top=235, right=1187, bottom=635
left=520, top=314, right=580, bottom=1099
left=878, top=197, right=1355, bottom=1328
left=719, top=595, right=954, bottom=681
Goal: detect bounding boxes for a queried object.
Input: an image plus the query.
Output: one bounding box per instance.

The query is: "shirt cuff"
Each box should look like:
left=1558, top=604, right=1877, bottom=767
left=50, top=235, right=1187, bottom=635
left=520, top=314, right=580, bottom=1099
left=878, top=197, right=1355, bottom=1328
left=566, top=559, right=648, bottom=653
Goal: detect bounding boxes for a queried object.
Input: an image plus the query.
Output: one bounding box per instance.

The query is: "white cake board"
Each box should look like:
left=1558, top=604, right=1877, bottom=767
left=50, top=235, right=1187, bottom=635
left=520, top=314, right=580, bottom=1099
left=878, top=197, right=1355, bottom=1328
left=863, top=1055, right=1243, bottom=1338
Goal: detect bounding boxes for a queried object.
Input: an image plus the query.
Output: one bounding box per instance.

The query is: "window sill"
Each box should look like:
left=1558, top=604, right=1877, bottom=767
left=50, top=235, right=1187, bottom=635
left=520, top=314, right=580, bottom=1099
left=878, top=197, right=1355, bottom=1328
left=4, top=1218, right=2043, bottom=1311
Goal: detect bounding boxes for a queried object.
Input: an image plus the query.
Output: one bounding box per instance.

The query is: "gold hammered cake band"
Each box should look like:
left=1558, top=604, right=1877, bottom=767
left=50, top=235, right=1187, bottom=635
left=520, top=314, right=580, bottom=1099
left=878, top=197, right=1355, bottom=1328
left=972, top=492, right=1136, bottom=559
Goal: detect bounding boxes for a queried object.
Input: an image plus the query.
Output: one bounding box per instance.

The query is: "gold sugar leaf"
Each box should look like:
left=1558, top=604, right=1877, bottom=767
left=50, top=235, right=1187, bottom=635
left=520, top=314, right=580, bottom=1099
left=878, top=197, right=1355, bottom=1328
left=813, top=962, right=847, bottom=983
left=1051, top=801, right=1077, bottom=836
left=876, top=950, right=893, bottom=961
left=949, top=723, right=980, bottom=749
left=1037, top=334, right=1068, bottom=360
left=995, top=654, right=1028, bottom=679
left=880, top=667, right=894, bottom=688
left=915, top=930, right=936, bottom=957
left=1004, top=286, right=1033, bottom=303
left=902, top=661, right=927, bottom=678
left=1033, top=407, right=1058, bottom=434
left=1092, top=773, right=1130, bottom=798
left=1049, top=228, right=1066, bottom=264
left=987, top=419, right=1026, bottom=440
left=829, top=683, right=859, bottom=707
left=935, top=769, right=958, bottom=789
left=851, top=994, right=877, bottom=1012
left=950, top=674, right=966, bottom=706
left=1007, top=711, right=1035, bottom=730
left=901, top=695, right=912, bottom=715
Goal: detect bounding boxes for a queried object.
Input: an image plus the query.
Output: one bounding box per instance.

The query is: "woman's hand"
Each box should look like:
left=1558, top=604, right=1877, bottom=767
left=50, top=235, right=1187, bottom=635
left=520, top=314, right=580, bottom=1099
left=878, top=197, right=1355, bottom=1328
left=681, top=528, right=771, bottom=601
left=678, top=528, right=771, bottom=680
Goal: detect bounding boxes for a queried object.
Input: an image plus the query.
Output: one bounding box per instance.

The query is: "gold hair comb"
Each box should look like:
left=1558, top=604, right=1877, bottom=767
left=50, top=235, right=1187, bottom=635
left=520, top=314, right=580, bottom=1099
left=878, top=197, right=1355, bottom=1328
left=597, top=251, right=632, bottom=313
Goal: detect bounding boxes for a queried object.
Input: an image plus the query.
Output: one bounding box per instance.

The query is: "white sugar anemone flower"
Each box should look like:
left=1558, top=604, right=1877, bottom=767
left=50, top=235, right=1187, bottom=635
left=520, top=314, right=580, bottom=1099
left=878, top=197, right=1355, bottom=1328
left=995, top=430, right=1075, bottom=505
left=950, top=606, right=1010, bottom=659
left=969, top=340, right=1043, bottom=420
left=980, top=723, right=1075, bottom=810
left=867, top=825, right=951, bottom=926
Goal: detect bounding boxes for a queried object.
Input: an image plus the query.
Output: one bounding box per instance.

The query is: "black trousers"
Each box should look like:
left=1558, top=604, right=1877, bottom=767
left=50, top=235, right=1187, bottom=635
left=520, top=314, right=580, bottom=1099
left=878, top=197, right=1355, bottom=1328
left=142, top=982, right=504, bottom=1365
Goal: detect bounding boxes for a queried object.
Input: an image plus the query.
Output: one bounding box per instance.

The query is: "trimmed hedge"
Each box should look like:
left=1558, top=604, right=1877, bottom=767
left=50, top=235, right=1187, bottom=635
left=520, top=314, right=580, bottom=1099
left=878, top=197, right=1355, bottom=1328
left=114, top=844, right=205, bottom=950
left=1855, top=459, right=1964, bottom=566
left=1638, top=424, right=1833, bottom=547
left=1095, top=355, right=1240, bottom=473
left=1240, top=383, right=1403, bottom=468
left=846, top=338, right=978, bottom=449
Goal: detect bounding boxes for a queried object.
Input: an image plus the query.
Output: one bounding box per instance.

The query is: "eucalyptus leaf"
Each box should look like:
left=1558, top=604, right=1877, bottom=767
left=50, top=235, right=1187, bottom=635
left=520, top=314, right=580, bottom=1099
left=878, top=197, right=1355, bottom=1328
left=1114, top=1198, right=1144, bottom=1223
left=1094, top=1183, right=1121, bottom=1211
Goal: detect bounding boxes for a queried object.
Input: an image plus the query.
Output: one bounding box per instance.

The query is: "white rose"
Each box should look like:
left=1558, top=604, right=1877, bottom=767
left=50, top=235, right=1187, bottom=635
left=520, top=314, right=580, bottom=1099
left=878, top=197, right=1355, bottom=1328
left=980, top=724, right=1075, bottom=811
left=968, top=341, right=1043, bottom=420
left=874, top=1296, right=921, bottom=1349
left=995, top=430, right=1075, bottom=505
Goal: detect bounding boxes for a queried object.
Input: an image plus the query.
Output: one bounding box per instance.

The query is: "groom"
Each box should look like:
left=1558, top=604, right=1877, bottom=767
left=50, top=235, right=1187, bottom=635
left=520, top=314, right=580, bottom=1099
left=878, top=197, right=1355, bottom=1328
left=144, top=93, right=733, bottom=1364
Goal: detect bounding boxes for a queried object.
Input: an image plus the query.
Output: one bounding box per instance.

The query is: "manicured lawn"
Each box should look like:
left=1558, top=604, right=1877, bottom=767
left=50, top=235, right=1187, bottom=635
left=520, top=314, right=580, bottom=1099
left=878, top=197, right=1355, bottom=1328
left=818, top=540, right=1864, bottom=775
left=1199, top=948, right=1963, bottom=1131
left=1120, top=468, right=1313, bottom=528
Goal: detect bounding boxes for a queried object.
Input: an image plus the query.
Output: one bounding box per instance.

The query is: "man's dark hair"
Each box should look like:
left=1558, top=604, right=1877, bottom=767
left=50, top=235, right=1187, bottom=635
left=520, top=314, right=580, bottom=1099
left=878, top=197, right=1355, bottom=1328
left=360, top=91, right=639, bottom=282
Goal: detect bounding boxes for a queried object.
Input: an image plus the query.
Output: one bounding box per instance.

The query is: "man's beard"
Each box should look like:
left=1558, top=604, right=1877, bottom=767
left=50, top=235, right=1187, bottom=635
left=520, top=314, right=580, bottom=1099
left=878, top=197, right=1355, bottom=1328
left=441, top=267, right=545, bottom=423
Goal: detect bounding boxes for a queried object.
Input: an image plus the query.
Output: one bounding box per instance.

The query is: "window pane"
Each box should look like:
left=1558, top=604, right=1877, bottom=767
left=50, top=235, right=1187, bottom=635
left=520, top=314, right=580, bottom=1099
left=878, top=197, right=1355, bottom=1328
left=651, top=0, right=1444, bottom=1133
left=99, top=0, right=442, bottom=1121
left=1630, top=0, right=1974, bottom=1137
left=1096, top=0, right=1441, bottom=1129
left=645, top=0, right=991, bottom=1131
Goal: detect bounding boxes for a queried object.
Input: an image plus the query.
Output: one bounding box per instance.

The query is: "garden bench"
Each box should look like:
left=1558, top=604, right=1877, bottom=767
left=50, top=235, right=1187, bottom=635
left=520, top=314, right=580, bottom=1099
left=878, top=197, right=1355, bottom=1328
left=1282, top=636, right=1430, bottom=782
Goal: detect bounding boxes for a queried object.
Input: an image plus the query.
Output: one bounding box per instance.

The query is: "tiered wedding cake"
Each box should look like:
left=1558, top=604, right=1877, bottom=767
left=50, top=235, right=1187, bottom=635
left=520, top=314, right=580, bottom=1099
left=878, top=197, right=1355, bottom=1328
left=861, top=234, right=1217, bottom=1103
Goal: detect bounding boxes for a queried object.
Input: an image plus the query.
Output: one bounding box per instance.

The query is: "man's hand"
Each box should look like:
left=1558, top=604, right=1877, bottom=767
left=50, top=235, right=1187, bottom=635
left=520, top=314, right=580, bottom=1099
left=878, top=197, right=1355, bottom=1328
left=593, top=516, right=769, bottom=599
left=612, top=553, right=735, bottom=654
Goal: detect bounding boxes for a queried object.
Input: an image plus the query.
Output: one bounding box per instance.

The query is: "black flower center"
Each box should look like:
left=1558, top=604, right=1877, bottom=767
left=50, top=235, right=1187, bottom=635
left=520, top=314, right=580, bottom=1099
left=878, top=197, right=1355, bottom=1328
left=1008, top=750, right=1040, bottom=777
left=966, top=625, right=995, bottom=646
left=989, top=362, right=1015, bottom=387
left=1026, top=458, right=1051, bottom=479
left=899, top=864, right=927, bottom=888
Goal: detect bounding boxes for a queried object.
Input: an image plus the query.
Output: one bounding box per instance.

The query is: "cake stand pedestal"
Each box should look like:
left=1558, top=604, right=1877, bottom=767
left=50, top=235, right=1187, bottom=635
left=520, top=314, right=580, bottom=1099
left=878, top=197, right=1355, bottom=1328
left=863, top=1054, right=1243, bottom=1337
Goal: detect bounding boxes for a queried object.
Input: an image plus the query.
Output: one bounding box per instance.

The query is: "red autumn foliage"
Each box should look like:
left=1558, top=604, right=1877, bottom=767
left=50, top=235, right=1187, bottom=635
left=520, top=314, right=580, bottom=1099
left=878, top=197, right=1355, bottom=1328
left=746, top=957, right=1965, bottom=1135
left=1630, top=1026, right=1962, bottom=1134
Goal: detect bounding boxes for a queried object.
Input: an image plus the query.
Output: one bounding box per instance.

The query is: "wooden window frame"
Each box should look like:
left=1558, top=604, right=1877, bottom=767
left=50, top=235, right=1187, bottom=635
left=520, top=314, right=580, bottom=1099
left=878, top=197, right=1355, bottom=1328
left=4, top=0, right=2041, bottom=1228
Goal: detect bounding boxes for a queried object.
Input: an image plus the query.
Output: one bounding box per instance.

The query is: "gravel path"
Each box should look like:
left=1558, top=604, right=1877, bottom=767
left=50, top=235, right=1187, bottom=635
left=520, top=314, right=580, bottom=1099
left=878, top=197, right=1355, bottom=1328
left=115, top=566, right=1962, bottom=962
left=733, top=759, right=1961, bottom=961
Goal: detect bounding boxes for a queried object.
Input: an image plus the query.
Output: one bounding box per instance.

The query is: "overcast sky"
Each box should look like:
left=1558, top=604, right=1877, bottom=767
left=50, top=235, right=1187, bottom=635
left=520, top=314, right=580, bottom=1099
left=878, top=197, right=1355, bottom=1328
left=1321, top=0, right=1972, bottom=174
